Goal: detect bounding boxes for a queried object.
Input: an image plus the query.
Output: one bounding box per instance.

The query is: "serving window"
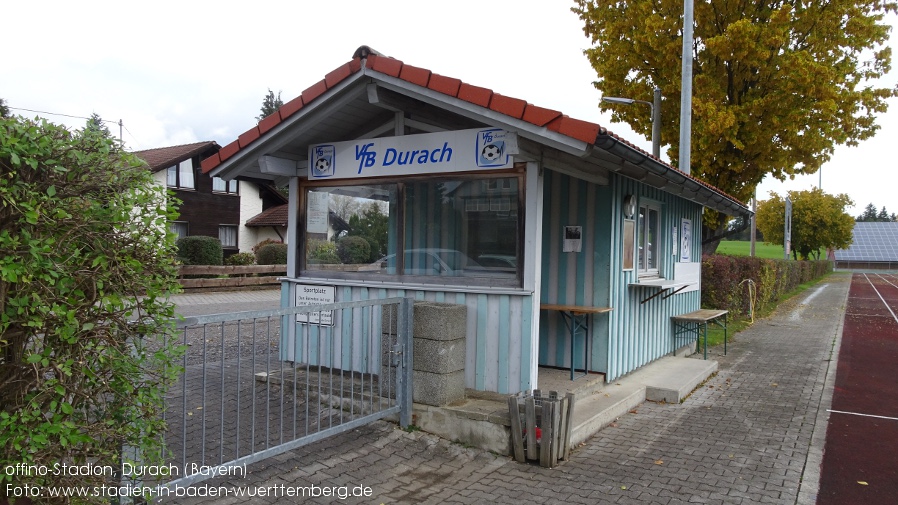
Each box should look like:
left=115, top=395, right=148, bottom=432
left=300, top=172, right=523, bottom=288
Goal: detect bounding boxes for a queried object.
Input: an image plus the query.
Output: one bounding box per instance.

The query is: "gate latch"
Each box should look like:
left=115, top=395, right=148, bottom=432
left=390, top=344, right=403, bottom=366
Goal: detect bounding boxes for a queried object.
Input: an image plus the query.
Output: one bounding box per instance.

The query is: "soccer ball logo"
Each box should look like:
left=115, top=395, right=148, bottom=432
left=481, top=144, right=503, bottom=161
left=314, top=157, right=330, bottom=174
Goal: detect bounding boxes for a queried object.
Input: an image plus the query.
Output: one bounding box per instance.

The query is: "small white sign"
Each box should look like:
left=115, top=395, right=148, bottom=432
left=563, top=226, right=582, bottom=253
left=295, top=284, right=335, bottom=326
left=308, top=128, right=513, bottom=180
left=306, top=191, right=329, bottom=234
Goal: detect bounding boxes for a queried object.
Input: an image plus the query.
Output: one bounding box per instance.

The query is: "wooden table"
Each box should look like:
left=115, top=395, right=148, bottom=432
left=671, top=309, right=728, bottom=360
left=541, top=304, right=613, bottom=380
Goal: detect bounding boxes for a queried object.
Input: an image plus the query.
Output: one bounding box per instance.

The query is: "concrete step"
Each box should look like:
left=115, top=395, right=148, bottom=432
left=569, top=380, right=646, bottom=447
left=632, top=356, right=718, bottom=404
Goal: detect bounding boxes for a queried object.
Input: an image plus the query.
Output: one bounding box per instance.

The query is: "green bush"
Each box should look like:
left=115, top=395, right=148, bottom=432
left=252, top=238, right=282, bottom=254
left=337, top=236, right=371, bottom=264
left=177, top=235, right=223, bottom=265
left=257, top=243, right=288, bottom=265
left=701, top=254, right=832, bottom=316
left=225, top=252, right=256, bottom=266
left=308, top=239, right=340, bottom=264
left=0, top=115, right=182, bottom=496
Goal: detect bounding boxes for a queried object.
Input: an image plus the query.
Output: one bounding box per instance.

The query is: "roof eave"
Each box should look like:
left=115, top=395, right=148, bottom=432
left=367, top=71, right=593, bottom=157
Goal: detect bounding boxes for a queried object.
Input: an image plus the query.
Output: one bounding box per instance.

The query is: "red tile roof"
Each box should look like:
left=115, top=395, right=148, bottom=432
left=199, top=50, right=606, bottom=175
left=200, top=47, right=746, bottom=210
left=245, top=204, right=288, bottom=227
left=134, top=141, right=219, bottom=172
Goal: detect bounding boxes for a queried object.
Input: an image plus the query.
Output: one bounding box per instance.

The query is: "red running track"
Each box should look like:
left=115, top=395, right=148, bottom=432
left=818, top=273, right=898, bottom=504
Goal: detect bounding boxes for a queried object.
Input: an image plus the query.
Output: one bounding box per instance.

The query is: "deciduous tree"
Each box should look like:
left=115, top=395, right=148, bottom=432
left=756, top=188, right=854, bottom=260
left=0, top=116, right=182, bottom=498
left=573, top=0, right=897, bottom=252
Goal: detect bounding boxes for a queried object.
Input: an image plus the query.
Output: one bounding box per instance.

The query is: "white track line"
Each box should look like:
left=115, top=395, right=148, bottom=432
left=827, top=409, right=898, bottom=422
left=862, top=273, right=898, bottom=325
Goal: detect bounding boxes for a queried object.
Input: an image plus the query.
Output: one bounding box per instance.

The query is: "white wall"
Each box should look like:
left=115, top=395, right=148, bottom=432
left=238, top=180, right=264, bottom=253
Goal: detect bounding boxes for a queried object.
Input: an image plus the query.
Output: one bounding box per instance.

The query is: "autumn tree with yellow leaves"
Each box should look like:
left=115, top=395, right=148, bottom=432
left=756, top=188, right=854, bottom=260
left=573, top=0, right=897, bottom=253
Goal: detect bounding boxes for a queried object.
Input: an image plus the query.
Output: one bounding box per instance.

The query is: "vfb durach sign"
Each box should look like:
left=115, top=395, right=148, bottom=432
left=308, top=128, right=513, bottom=179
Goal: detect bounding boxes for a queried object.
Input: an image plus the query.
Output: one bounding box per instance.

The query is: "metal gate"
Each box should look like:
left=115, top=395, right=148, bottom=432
left=140, top=297, right=413, bottom=489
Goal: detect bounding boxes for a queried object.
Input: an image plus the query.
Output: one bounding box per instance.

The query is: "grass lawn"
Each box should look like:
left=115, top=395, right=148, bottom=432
left=716, top=240, right=786, bottom=259
left=715, top=240, right=826, bottom=260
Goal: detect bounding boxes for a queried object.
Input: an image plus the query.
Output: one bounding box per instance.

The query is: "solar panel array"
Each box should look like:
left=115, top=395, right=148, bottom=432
left=834, top=222, right=898, bottom=262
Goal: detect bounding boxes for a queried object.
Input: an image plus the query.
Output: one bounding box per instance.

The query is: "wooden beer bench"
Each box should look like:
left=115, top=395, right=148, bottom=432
left=671, top=309, right=728, bottom=360
left=541, top=304, right=613, bottom=380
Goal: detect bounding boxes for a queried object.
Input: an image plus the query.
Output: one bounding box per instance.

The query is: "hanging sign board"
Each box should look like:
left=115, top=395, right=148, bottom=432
left=308, top=128, right=513, bottom=179
left=295, top=284, right=335, bottom=326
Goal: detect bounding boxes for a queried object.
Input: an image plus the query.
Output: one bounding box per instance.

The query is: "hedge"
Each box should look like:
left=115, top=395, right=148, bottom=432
left=257, top=243, right=288, bottom=265
left=177, top=235, right=223, bottom=265
left=701, top=255, right=832, bottom=316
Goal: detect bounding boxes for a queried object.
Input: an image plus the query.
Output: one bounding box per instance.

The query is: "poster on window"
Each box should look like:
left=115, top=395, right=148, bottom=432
left=307, top=191, right=329, bottom=234
left=563, top=226, right=582, bottom=253
left=680, top=218, right=692, bottom=262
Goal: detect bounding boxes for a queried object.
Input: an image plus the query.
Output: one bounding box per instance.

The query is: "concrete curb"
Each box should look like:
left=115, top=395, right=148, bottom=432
left=796, top=274, right=851, bottom=505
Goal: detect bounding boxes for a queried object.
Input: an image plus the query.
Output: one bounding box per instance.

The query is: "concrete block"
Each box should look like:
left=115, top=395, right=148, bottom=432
left=413, top=337, right=465, bottom=374
left=382, top=301, right=467, bottom=341
left=413, top=369, right=465, bottom=407
left=413, top=302, right=467, bottom=341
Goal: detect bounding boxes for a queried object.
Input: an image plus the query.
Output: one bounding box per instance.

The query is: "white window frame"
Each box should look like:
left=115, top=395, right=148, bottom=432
left=638, top=201, right=661, bottom=277
left=166, top=159, right=196, bottom=190
left=212, top=177, right=238, bottom=194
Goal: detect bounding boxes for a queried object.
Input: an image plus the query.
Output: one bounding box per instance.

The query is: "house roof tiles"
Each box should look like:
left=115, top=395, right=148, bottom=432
left=135, top=141, right=219, bottom=172
left=245, top=204, right=288, bottom=227
left=199, top=46, right=747, bottom=212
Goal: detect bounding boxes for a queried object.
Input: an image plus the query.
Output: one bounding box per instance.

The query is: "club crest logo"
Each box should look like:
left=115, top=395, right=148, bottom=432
left=311, top=145, right=335, bottom=178
left=475, top=129, right=507, bottom=168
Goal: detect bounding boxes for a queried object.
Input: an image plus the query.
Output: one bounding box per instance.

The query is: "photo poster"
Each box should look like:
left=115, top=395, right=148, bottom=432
left=306, top=191, right=329, bottom=234
left=563, top=226, right=582, bottom=253
left=295, top=284, right=336, bottom=326
left=622, top=219, right=635, bottom=270
left=680, top=218, right=692, bottom=262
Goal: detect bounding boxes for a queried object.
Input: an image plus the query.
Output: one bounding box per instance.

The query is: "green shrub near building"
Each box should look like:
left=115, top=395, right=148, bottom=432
left=177, top=235, right=223, bottom=265
left=257, top=242, right=289, bottom=265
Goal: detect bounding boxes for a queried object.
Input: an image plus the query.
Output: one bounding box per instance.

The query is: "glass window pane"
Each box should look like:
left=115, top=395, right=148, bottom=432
left=404, top=177, right=518, bottom=279
left=219, top=225, right=237, bottom=247
left=212, top=177, right=226, bottom=192
left=647, top=208, right=658, bottom=270
left=304, top=184, right=397, bottom=271
left=166, top=166, right=177, bottom=187
left=638, top=207, right=646, bottom=270
left=228, top=179, right=238, bottom=193
left=169, top=221, right=188, bottom=240
left=178, top=159, right=195, bottom=189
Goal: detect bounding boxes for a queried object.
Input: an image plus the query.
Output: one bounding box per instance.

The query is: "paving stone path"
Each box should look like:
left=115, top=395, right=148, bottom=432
left=161, top=275, right=848, bottom=504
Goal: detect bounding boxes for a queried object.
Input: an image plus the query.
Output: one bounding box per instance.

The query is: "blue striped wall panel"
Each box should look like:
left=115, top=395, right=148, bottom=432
left=538, top=170, right=704, bottom=382
left=288, top=284, right=535, bottom=394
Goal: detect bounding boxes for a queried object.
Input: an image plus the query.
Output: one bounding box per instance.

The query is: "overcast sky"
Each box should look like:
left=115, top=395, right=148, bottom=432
left=4, top=1, right=896, bottom=214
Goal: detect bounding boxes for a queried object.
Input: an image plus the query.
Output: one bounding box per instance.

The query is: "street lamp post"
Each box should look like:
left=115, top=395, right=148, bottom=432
left=602, top=86, right=662, bottom=158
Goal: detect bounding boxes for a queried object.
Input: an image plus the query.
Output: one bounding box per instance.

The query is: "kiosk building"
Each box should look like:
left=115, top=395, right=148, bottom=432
left=203, top=46, right=750, bottom=395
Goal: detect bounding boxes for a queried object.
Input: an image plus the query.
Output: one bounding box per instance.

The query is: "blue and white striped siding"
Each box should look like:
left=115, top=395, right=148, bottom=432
left=538, top=170, right=704, bottom=382
left=284, top=282, right=535, bottom=394
left=604, top=176, right=703, bottom=381
left=539, top=170, right=612, bottom=373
